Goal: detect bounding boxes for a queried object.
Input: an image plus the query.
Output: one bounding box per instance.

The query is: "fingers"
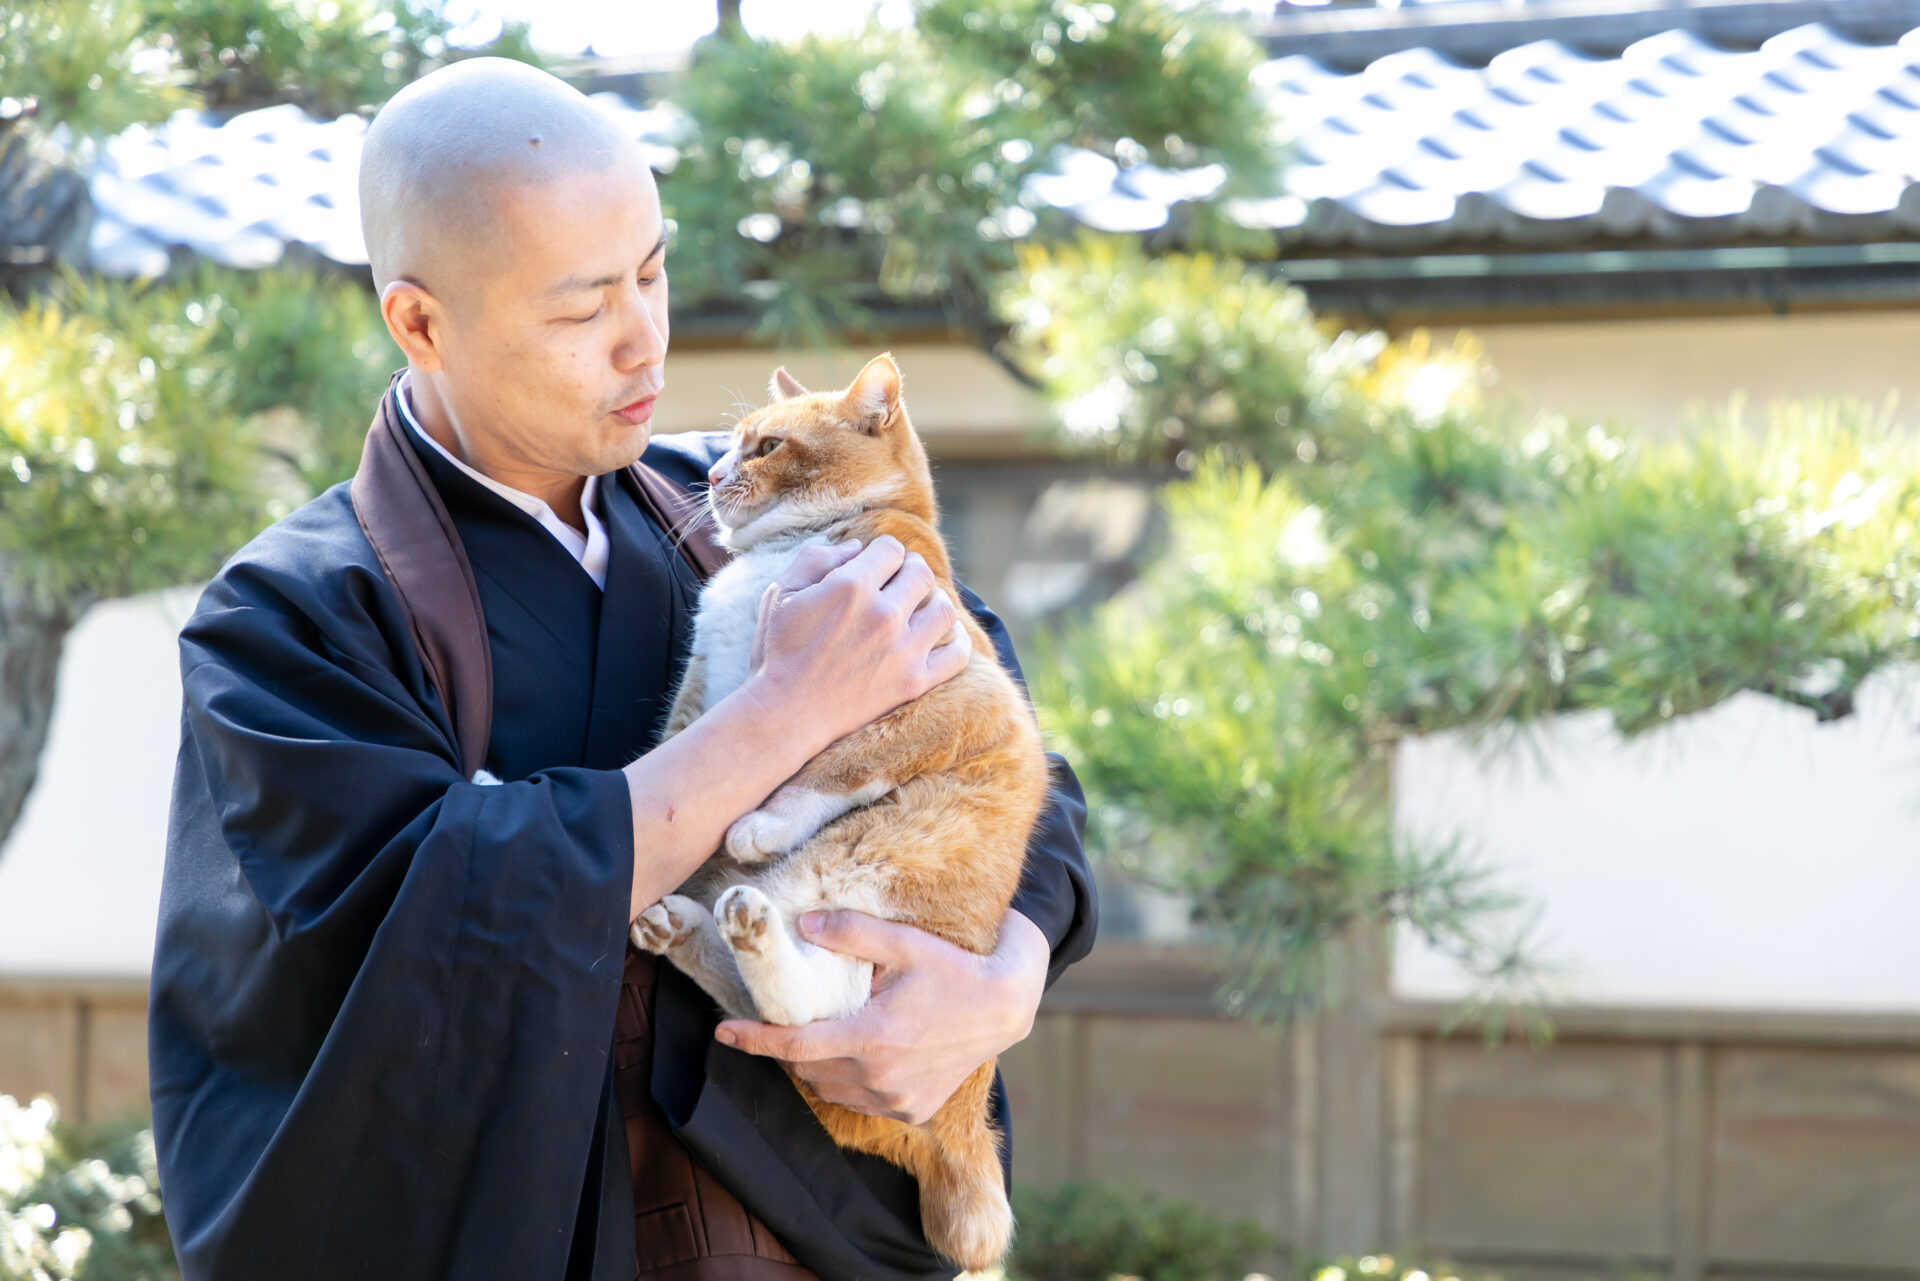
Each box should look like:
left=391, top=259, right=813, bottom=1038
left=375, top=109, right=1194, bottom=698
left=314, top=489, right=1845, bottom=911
left=778, top=538, right=863, bottom=592
left=714, top=1020, right=924, bottom=1122
left=716, top=1013, right=861, bottom=1063
left=796, top=908, right=922, bottom=970
left=782, top=1051, right=935, bottom=1124
left=906, top=586, right=960, bottom=650
left=802, top=1076, right=923, bottom=1123
left=825, top=534, right=909, bottom=593
left=876, top=550, right=937, bottom=613
left=749, top=581, right=780, bottom=670
left=921, top=621, right=973, bottom=687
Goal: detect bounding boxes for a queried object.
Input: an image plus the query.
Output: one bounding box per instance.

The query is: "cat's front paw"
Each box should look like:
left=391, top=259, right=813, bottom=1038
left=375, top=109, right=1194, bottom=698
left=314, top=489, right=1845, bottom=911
left=716, top=884, right=775, bottom=957
left=724, top=810, right=805, bottom=864
left=630, top=897, right=695, bottom=954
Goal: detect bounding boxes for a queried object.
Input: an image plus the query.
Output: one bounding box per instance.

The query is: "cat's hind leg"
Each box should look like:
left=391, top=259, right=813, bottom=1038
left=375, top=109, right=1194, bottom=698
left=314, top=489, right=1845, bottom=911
left=720, top=659, right=1006, bottom=864
left=714, top=883, right=874, bottom=1026
left=632, top=893, right=758, bottom=1021
left=724, top=779, right=890, bottom=864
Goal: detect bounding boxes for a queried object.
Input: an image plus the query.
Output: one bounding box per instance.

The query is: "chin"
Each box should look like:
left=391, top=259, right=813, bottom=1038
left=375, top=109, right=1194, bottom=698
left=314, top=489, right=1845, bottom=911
left=595, top=420, right=653, bottom=473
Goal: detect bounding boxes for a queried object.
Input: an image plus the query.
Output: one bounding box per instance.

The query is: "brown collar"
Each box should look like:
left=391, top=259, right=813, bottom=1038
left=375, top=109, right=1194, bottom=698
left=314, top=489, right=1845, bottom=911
left=349, top=375, right=728, bottom=776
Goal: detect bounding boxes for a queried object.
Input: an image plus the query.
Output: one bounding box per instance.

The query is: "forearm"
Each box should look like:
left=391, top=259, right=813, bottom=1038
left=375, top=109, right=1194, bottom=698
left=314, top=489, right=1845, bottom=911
left=623, top=674, right=826, bottom=916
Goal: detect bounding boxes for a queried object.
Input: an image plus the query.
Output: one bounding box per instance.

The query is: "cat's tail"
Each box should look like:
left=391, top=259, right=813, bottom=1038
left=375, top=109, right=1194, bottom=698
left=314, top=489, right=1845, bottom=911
left=805, top=1060, right=1013, bottom=1273
left=916, top=1059, right=1013, bottom=1273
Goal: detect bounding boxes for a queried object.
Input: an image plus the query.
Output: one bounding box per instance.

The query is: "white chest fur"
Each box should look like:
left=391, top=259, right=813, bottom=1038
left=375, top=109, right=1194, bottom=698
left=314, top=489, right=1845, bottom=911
left=689, top=532, right=834, bottom=707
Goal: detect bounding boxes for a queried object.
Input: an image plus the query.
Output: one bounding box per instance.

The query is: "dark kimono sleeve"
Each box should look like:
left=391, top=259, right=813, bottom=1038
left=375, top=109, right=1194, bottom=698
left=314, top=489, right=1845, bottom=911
left=960, top=584, right=1098, bottom=986
left=149, top=541, right=635, bottom=1281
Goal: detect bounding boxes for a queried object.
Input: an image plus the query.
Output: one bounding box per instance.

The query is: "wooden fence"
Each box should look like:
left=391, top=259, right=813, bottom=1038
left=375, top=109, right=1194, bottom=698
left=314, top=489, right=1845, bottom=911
left=1006, top=944, right=1920, bottom=1280
left=0, top=976, right=150, bottom=1124
left=5, top=949, right=1919, bottom=1279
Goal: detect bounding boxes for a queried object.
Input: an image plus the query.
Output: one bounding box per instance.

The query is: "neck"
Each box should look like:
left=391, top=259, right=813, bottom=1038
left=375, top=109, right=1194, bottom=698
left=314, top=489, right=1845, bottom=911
left=720, top=482, right=922, bottom=553
left=405, top=371, right=589, bottom=532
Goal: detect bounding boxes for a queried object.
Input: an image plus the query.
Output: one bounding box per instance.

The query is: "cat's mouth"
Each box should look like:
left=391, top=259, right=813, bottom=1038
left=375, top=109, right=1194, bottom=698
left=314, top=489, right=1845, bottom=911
left=707, top=482, right=759, bottom=533
left=710, top=483, right=795, bottom=545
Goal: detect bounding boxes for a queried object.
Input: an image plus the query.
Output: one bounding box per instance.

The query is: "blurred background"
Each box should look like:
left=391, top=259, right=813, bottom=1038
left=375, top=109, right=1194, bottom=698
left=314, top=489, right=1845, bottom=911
left=4, top=0, right=1920, bottom=1278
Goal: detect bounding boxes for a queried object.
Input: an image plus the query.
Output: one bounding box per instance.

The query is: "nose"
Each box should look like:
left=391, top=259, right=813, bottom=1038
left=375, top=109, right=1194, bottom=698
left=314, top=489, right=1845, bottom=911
left=614, top=281, right=669, bottom=375
left=707, top=461, right=727, bottom=486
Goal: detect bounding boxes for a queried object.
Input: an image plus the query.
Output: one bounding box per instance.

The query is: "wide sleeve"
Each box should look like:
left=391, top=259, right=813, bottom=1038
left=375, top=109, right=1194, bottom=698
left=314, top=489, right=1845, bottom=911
left=149, top=559, right=635, bottom=1281
left=957, top=582, right=1099, bottom=987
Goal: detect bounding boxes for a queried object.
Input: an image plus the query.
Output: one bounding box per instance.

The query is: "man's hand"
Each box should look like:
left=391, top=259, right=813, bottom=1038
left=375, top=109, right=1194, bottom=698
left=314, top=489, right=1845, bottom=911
left=743, top=535, right=970, bottom=750
left=714, top=907, right=1051, bottom=1125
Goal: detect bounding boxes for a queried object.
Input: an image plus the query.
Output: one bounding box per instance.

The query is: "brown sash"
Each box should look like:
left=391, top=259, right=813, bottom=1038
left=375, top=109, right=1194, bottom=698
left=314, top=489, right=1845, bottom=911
left=350, top=383, right=812, bottom=1280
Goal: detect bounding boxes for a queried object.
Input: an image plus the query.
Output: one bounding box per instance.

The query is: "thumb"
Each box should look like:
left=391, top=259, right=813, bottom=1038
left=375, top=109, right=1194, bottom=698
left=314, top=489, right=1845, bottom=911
left=798, top=909, right=919, bottom=970
left=750, top=581, right=779, bottom=670
left=778, top=537, right=863, bottom=592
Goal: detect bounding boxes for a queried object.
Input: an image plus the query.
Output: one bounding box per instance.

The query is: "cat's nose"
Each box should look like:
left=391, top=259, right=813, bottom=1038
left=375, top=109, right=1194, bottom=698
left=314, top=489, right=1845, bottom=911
left=707, top=462, right=727, bottom=486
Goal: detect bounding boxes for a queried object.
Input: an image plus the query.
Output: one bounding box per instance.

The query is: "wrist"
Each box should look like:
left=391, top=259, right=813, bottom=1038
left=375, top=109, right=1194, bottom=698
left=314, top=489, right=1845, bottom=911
left=735, top=670, right=838, bottom=761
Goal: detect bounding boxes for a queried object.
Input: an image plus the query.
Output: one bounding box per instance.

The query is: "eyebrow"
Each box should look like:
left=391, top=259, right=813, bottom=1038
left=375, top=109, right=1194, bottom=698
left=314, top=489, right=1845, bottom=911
left=543, top=230, right=668, bottom=297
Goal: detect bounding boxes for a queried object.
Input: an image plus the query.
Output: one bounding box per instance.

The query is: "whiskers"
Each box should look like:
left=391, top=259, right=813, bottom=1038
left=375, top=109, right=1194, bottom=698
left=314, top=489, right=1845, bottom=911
left=655, top=481, right=724, bottom=556
left=718, top=387, right=762, bottom=429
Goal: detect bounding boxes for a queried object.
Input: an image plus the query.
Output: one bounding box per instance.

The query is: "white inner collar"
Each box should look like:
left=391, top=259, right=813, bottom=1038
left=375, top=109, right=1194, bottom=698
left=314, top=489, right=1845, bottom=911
left=396, top=375, right=609, bottom=590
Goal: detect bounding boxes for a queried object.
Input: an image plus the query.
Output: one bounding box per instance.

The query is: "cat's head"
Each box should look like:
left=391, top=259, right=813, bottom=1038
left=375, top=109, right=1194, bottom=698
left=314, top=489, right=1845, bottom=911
left=704, top=353, right=934, bottom=551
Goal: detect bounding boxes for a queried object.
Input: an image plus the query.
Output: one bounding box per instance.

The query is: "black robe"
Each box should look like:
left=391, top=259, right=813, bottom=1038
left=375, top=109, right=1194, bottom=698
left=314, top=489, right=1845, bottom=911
left=149, top=419, right=1097, bottom=1281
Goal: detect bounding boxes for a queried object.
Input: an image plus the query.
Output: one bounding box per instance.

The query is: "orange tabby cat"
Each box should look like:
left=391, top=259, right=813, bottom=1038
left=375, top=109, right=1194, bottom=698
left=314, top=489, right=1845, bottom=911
left=629, top=353, right=1048, bottom=1272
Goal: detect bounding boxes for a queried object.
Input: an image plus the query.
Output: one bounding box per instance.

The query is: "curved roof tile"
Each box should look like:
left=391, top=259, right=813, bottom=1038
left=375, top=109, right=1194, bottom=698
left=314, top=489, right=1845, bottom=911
left=77, top=20, right=1920, bottom=276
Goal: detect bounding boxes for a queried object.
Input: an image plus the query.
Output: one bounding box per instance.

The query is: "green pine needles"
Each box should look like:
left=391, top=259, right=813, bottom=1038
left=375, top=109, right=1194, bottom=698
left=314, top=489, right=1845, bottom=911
left=1015, top=239, right=1920, bottom=1021
left=0, top=269, right=395, bottom=611
left=664, top=0, right=1277, bottom=342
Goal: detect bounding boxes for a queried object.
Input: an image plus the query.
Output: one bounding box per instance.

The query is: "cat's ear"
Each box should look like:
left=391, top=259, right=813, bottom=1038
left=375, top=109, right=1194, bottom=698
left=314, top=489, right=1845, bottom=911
left=845, top=353, right=901, bottom=434
left=768, top=367, right=809, bottom=402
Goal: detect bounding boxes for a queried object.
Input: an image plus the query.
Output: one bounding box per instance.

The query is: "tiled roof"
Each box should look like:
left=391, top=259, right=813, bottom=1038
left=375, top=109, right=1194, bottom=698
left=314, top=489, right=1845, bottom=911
left=85, top=94, right=687, bottom=277
left=1245, top=23, right=1920, bottom=248
left=88, top=103, right=368, bottom=277
left=78, top=22, right=1920, bottom=278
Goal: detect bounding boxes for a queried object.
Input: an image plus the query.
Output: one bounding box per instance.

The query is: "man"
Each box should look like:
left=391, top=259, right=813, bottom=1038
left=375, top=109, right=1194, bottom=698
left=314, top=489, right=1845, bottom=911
left=148, top=57, right=1094, bottom=1281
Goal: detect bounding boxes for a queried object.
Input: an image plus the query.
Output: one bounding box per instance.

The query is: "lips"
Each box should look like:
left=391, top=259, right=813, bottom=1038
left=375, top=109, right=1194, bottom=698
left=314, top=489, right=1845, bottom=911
left=613, top=394, right=656, bottom=426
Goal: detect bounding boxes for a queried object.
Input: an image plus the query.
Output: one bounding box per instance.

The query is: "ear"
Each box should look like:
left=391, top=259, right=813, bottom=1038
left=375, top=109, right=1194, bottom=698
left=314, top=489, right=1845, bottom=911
left=380, top=280, right=448, bottom=372
left=768, top=367, right=809, bottom=402
left=845, top=353, right=901, bottom=433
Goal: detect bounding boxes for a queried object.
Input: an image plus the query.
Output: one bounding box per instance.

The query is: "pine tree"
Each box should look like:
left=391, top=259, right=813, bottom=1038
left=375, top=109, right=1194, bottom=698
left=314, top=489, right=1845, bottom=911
left=1008, top=239, right=1920, bottom=1019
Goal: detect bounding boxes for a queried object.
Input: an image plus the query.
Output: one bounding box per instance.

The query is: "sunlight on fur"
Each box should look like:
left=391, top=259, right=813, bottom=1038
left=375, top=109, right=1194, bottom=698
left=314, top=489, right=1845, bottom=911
left=630, top=353, right=1049, bottom=1272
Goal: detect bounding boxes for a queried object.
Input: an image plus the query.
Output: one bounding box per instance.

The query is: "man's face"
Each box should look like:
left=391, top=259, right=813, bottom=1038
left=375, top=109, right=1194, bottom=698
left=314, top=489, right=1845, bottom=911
left=431, top=149, right=669, bottom=479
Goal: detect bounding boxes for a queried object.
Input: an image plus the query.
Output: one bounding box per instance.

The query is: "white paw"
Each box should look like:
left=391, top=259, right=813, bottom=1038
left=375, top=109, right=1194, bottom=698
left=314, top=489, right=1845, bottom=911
left=716, top=884, right=775, bottom=957
left=630, top=897, right=694, bottom=954
left=724, top=809, right=806, bottom=864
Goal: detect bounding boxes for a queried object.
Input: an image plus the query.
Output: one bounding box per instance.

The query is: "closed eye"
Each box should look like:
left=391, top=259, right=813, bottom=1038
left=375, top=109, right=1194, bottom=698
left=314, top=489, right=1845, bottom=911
left=564, top=307, right=602, bottom=324
left=755, top=437, right=783, bottom=458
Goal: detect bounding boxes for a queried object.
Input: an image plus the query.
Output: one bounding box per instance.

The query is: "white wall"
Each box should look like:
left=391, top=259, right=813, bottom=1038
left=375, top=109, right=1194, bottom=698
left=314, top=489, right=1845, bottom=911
left=0, top=588, right=196, bottom=977
left=1457, top=310, right=1920, bottom=437
left=1393, top=668, right=1920, bottom=1011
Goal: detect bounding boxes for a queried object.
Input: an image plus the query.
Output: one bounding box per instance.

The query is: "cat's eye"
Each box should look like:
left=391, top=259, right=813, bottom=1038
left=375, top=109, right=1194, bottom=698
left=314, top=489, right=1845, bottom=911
left=755, top=437, right=783, bottom=458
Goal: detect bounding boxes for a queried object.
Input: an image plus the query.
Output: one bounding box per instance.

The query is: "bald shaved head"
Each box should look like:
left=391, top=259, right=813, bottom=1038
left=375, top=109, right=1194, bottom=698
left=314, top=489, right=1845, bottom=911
left=361, top=57, right=671, bottom=512
left=360, top=57, right=633, bottom=299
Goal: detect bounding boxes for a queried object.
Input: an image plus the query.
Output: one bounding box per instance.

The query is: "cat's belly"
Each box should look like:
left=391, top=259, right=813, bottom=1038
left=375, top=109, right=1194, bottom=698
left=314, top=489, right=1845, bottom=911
left=693, top=533, right=835, bottom=704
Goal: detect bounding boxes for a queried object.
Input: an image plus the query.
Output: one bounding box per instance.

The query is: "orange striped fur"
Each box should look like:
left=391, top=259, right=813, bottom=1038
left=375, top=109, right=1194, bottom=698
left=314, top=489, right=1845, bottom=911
left=632, top=354, right=1048, bottom=1272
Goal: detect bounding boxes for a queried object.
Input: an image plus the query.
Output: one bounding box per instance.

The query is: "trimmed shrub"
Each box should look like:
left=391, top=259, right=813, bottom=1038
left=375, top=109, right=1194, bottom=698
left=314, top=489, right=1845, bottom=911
left=0, top=1095, right=176, bottom=1281
left=1008, top=1180, right=1274, bottom=1281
